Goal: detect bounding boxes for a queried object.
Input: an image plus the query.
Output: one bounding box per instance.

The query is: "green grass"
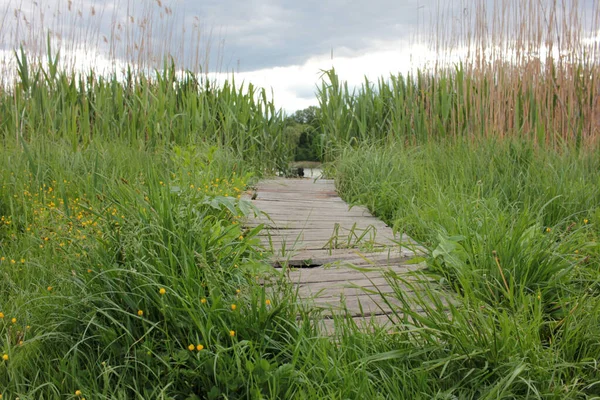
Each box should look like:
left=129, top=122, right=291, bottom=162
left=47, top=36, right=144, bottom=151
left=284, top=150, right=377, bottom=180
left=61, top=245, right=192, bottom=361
left=328, top=140, right=600, bottom=397
left=2, top=0, right=600, bottom=396
left=3, top=124, right=600, bottom=399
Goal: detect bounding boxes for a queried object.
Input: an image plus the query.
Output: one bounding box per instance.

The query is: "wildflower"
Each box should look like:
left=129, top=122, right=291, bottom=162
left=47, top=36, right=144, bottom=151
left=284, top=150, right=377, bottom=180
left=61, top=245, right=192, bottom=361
left=137, top=310, right=144, bottom=316
left=196, top=344, right=204, bottom=351
left=47, top=286, right=53, bottom=291
left=200, top=298, right=207, bottom=304
left=239, top=235, right=244, bottom=240
left=229, top=330, right=235, bottom=337
left=159, top=288, right=166, bottom=295
left=2, top=354, right=8, bottom=361
left=236, top=289, right=241, bottom=294
left=10, top=260, right=15, bottom=264
left=87, top=269, right=92, bottom=273
left=75, top=390, right=82, bottom=396
left=188, top=344, right=195, bottom=351
left=20, top=259, right=25, bottom=264
left=584, top=219, right=589, bottom=224
left=11, top=318, right=16, bottom=324
left=575, top=250, right=579, bottom=254
left=0, top=312, right=4, bottom=319
left=545, top=227, right=551, bottom=233
left=265, top=299, right=271, bottom=306
left=231, top=304, right=237, bottom=311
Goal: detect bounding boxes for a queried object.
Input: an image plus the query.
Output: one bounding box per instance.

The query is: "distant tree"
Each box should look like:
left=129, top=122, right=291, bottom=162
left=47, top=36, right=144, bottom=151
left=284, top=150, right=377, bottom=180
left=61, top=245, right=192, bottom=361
left=288, top=106, right=319, bottom=126
left=285, top=106, right=321, bottom=161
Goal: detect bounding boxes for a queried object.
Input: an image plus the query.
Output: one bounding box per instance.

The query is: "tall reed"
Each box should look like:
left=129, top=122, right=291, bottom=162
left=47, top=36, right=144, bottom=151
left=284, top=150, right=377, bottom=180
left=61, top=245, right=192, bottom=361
left=317, top=0, right=600, bottom=156
left=0, top=53, right=294, bottom=171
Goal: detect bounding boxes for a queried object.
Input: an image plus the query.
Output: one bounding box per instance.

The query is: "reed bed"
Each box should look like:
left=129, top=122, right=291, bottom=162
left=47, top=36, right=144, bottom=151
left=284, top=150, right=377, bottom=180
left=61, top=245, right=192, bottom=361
left=318, top=0, right=600, bottom=156
left=1, top=0, right=600, bottom=398
left=0, top=53, right=293, bottom=172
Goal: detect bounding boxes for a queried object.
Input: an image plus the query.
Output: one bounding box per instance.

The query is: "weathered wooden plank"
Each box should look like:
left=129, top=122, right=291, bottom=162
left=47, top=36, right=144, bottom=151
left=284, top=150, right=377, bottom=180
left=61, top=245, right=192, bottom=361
left=257, top=227, right=407, bottom=238
left=287, top=265, right=423, bottom=284
left=246, top=220, right=391, bottom=230
left=246, top=177, right=423, bottom=321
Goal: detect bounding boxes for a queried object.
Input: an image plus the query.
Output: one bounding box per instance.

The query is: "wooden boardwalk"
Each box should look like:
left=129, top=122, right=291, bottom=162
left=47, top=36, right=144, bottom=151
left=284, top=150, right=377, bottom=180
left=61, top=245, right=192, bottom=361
left=245, top=177, right=423, bottom=323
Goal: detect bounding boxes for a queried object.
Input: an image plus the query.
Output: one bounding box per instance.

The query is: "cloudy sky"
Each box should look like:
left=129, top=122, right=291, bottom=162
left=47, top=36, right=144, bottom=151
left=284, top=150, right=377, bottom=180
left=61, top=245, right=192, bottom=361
left=0, top=0, right=598, bottom=113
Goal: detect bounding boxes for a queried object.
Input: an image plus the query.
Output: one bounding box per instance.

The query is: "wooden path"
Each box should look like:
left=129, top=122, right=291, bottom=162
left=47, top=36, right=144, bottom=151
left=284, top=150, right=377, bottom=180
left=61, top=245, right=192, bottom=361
left=245, top=177, right=423, bottom=324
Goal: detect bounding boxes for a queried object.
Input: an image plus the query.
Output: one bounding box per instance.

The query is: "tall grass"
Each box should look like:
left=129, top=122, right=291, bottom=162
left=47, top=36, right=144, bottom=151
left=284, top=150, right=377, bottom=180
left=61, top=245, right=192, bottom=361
left=330, top=141, right=600, bottom=397
left=317, top=0, right=600, bottom=156
left=0, top=52, right=293, bottom=172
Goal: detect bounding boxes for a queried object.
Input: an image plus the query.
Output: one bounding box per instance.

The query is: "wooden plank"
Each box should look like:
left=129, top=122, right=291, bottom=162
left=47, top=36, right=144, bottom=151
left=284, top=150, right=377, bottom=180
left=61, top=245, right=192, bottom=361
left=259, top=235, right=403, bottom=244
left=257, top=228, right=407, bottom=239
left=246, top=220, right=391, bottom=230
left=246, top=177, right=424, bottom=320
left=287, top=265, right=423, bottom=284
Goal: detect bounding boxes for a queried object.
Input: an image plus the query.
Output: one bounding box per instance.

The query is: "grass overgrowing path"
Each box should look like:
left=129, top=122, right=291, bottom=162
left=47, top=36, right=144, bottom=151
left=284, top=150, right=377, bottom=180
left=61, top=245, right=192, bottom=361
left=245, top=177, right=422, bottom=328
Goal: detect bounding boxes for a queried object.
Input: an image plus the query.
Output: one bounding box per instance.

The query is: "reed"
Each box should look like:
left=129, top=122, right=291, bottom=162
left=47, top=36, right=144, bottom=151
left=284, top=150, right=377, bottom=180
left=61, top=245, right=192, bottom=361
left=317, top=0, right=600, bottom=156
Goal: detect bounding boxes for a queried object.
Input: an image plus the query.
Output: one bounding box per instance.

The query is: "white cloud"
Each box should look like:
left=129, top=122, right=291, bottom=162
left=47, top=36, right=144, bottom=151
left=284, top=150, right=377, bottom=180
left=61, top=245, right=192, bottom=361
left=222, top=40, right=437, bottom=113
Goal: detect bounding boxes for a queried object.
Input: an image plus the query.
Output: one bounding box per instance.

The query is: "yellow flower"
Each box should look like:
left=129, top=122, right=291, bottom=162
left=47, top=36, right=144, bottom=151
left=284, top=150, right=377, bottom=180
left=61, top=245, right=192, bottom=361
left=200, top=298, right=207, bottom=304
left=575, top=250, right=579, bottom=254
left=545, top=227, right=551, bottom=233
left=75, top=390, right=82, bottom=396
left=20, top=259, right=25, bottom=264
left=11, top=318, right=16, bottom=324
left=236, top=289, right=241, bottom=294
left=87, top=269, right=92, bottom=273
left=196, top=344, right=204, bottom=351
left=265, top=299, right=271, bottom=306
left=584, top=219, right=589, bottom=224
left=47, top=286, right=53, bottom=291
left=2, top=354, right=8, bottom=361
left=137, top=310, right=144, bottom=316
left=231, top=304, right=237, bottom=311
left=159, top=288, right=166, bottom=295
left=0, top=312, right=4, bottom=319
left=188, top=344, right=195, bottom=351
left=239, top=235, right=244, bottom=240
left=229, top=330, right=235, bottom=337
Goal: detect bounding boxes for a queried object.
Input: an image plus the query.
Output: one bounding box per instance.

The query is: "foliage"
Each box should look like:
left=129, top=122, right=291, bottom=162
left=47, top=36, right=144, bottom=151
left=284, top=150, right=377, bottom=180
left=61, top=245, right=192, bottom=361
left=284, top=106, right=322, bottom=162
left=0, top=54, right=295, bottom=173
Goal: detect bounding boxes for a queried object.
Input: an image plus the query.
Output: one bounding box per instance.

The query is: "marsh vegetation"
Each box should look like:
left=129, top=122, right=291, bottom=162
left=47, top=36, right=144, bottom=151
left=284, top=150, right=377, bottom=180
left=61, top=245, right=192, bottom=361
left=0, top=0, right=599, bottom=398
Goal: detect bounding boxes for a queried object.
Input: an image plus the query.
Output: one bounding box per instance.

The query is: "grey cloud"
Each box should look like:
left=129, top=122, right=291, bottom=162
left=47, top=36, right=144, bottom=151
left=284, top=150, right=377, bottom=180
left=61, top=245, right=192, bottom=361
left=1, top=0, right=597, bottom=74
